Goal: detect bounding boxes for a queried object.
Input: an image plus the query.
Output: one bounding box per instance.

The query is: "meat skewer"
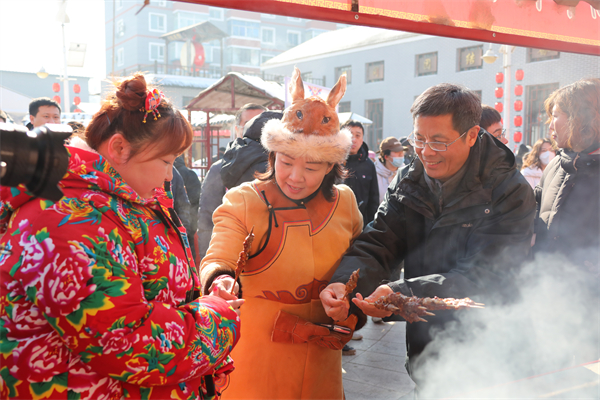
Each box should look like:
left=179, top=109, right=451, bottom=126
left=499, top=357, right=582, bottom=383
left=342, top=269, right=360, bottom=300
left=230, top=226, right=255, bottom=295
left=370, top=292, right=484, bottom=323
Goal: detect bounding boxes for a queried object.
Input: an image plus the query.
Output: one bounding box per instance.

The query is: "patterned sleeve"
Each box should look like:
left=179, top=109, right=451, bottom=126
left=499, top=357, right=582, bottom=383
left=13, top=206, right=240, bottom=388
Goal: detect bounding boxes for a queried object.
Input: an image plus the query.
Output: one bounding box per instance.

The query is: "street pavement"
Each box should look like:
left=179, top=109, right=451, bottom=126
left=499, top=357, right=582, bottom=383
left=342, top=318, right=415, bottom=399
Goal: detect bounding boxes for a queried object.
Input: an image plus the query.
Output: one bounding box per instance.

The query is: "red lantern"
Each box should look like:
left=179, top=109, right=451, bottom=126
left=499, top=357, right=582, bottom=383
left=73, top=84, right=81, bottom=94
left=495, top=87, right=504, bottom=98
left=52, top=83, right=60, bottom=93
left=53, top=95, right=61, bottom=104
left=495, top=72, right=504, bottom=84
left=494, top=102, right=503, bottom=113
left=74, top=96, right=81, bottom=105
left=514, top=100, right=523, bottom=112
left=193, top=43, right=205, bottom=67
left=514, top=85, right=523, bottom=96
left=515, top=69, right=524, bottom=81
left=513, top=131, right=523, bottom=143
left=514, top=115, right=523, bottom=127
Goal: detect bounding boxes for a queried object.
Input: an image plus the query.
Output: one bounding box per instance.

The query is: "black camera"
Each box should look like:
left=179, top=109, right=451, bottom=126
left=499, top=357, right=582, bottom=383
left=0, top=123, right=72, bottom=201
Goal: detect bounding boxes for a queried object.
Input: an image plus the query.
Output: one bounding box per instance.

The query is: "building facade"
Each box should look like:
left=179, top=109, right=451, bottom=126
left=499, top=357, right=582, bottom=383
left=262, top=26, right=599, bottom=151
left=105, top=0, right=338, bottom=84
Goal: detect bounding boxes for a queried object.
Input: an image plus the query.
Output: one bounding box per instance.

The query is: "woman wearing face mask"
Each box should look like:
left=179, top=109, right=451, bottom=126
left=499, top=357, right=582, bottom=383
left=520, top=138, right=558, bottom=188
left=374, top=137, right=406, bottom=203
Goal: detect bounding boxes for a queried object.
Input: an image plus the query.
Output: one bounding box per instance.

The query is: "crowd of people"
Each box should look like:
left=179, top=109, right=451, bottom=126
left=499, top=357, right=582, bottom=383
left=0, top=70, right=598, bottom=399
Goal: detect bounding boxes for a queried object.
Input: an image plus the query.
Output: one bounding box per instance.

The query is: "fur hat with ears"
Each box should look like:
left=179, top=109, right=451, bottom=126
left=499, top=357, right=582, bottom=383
left=261, top=67, right=352, bottom=165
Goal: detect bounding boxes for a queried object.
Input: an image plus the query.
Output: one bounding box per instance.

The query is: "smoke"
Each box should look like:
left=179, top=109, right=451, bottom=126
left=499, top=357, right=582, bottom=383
left=410, top=251, right=599, bottom=399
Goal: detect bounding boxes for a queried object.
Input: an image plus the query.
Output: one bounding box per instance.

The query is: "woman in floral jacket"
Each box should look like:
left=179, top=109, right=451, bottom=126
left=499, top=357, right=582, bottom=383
left=0, top=73, right=241, bottom=400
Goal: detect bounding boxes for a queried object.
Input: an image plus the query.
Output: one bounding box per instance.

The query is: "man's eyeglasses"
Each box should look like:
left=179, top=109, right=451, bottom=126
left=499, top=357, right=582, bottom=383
left=408, top=129, right=471, bottom=152
left=492, top=128, right=507, bottom=139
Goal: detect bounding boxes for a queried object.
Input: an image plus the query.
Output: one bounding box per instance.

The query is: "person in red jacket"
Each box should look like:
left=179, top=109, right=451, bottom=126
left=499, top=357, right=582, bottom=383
left=0, top=73, right=241, bottom=400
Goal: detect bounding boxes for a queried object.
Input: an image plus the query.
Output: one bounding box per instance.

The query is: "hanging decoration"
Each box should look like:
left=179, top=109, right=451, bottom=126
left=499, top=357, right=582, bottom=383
left=494, top=102, right=503, bottom=113
left=52, top=83, right=60, bottom=93
left=73, top=84, right=81, bottom=94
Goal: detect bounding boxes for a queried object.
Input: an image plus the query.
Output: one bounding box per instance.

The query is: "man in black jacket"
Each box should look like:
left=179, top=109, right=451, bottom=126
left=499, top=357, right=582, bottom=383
left=321, top=84, right=535, bottom=396
left=342, top=120, right=379, bottom=224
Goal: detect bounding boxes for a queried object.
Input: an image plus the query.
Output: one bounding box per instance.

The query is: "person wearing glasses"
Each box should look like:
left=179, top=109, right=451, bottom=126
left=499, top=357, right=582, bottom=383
left=320, top=83, right=535, bottom=397
left=480, top=104, right=509, bottom=145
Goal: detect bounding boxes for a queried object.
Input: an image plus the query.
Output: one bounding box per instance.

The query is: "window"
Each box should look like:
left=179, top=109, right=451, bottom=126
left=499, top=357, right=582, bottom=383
left=209, top=8, right=223, bottom=20
left=176, top=11, right=206, bottom=29
left=527, top=48, right=560, bottom=62
left=366, top=61, right=384, bottom=83
left=230, top=47, right=260, bottom=66
left=149, top=43, right=165, bottom=62
left=335, top=65, right=352, bottom=84
left=416, top=52, right=437, bottom=76
left=287, top=30, right=301, bottom=47
left=261, top=27, right=275, bottom=45
left=116, top=19, right=125, bottom=38
left=472, top=90, right=482, bottom=100
left=261, top=54, right=274, bottom=64
left=149, top=13, right=166, bottom=32
left=306, top=29, right=326, bottom=40
left=457, top=45, right=483, bottom=71
left=116, top=47, right=124, bottom=66
left=150, top=0, right=166, bottom=6
left=116, top=0, right=123, bottom=10
left=365, top=99, right=384, bottom=150
left=338, top=101, right=351, bottom=113
left=229, top=20, right=260, bottom=39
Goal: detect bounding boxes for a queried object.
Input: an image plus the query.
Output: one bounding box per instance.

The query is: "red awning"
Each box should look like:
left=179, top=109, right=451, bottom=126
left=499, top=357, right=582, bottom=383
left=179, top=0, right=600, bottom=55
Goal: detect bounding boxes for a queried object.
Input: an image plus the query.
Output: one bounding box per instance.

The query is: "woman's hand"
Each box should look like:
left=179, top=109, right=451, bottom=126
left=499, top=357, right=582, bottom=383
left=352, top=284, right=394, bottom=318
left=209, top=275, right=239, bottom=298
left=226, top=298, right=245, bottom=318
left=320, top=283, right=349, bottom=322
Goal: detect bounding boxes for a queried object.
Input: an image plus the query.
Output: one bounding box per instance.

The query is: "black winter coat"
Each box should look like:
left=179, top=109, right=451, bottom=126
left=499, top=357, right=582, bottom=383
left=331, top=132, right=535, bottom=378
left=344, top=142, right=379, bottom=224
left=533, top=145, right=600, bottom=275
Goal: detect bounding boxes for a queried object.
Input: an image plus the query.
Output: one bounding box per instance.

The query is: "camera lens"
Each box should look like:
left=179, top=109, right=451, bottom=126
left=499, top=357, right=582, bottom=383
left=0, top=123, right=72, bottom=201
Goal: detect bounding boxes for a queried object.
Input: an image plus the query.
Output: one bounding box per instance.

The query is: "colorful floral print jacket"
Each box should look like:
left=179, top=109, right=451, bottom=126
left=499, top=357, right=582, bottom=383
left=0, top=145, right=240, bottom=400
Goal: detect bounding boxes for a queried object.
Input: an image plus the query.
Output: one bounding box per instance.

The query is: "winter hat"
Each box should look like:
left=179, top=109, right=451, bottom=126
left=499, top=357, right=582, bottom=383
left=261, top=67, right=352, bottom=165
left=378, top=137, right=406, bottom=153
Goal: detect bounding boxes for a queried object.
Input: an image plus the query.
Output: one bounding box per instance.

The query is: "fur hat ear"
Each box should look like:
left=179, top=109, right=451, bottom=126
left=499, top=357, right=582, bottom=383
left=289, top=67, right=305, bottom=102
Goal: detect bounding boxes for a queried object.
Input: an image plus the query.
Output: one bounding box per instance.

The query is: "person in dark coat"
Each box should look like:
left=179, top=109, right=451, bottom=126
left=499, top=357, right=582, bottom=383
left=320, top=83, right=535, bottom=396
left=197, top=104, right=266, bottom=260
left=533, top=78, right=600, bottom=365
left=342, top=120, right=379, bottom=224
left=174, top=155, right=201, bottom=262
left=168, top=166, right=192, bottom=245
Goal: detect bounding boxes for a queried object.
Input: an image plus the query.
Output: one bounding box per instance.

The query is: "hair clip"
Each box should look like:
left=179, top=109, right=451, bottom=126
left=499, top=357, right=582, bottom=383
left=142, top=88, right=164, bottom=123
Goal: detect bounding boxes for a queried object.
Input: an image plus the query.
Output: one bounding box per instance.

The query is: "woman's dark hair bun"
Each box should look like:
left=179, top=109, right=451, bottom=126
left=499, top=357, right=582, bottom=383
left=116, top=73, right=147, bottom=111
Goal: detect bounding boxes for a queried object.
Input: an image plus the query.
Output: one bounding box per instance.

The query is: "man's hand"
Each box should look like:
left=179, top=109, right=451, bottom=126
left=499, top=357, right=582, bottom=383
left=320, top=283, right=349, bottom=322
left=352, top=284, right=394, bottom=318
left=209, top=275, right=238, bottom=298
left=226, top=298, right=245, bottom=317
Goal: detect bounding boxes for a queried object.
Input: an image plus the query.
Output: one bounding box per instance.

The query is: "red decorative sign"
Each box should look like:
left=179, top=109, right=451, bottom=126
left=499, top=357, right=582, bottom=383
left=494, top=102, right=503, bottom=113
left=514, top=115, right=523, bottom=127
left=514, top=100, right=523, bottom=112
left=74, top=96, right=81, bottom=105
left=495, top=72, right=504, bottom=84
left=515, top=69, right=524, bottom=81
left=495, top=87, right=504, bottom=98
left=52, top=83, right=60, bottom=93
left=53, top=95, right=61, bottom=104
left=194, top=43, right=206, bottom=67
left=73, top=84, right=81, bottom=94
left=514, top=85, right=523, bottom=96
left=514, top=131, right=523, bottom=142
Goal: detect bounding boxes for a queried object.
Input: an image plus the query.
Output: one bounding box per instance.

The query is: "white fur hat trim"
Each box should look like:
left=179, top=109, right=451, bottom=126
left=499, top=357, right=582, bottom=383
left=261, top=118, right=352, bottom=164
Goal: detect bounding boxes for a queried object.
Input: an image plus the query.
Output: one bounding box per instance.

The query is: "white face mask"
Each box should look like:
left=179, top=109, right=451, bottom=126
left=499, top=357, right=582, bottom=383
left=391, top=157, right=405, bottom=168
left=539, top=150, right=556, bottom=165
